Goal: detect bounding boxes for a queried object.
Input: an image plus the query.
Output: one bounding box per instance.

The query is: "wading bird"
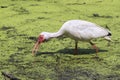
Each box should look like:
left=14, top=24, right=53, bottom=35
left=32, top=20, right=112, bottom=57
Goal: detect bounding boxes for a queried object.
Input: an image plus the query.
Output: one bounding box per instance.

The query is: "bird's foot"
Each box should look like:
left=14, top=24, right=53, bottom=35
left=92, top=55, right=99, bottom=59
left=74, top=52, right=78, bottom=55
left=92, top=55, right=103, bottom=61
left=32, top=53, right=37, bottom=56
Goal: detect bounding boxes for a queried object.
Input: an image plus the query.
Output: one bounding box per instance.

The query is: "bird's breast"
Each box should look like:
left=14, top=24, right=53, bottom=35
left=64, top=31, right=85, bottom=41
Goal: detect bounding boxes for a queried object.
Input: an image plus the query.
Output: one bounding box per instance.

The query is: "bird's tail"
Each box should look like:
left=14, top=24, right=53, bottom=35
left=104, top=25, right=112, bottom=41
left=104, top=32, right=112, bottom=41
left=104, top=32, right=112, bottom=46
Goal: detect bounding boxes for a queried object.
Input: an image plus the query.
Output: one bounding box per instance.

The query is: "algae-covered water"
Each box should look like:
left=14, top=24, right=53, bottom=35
left=0, top=0, right=120, bottom=80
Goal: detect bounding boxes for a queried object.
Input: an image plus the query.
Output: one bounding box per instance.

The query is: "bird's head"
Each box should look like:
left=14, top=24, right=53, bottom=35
left=32, top=32, right=51, bottom=55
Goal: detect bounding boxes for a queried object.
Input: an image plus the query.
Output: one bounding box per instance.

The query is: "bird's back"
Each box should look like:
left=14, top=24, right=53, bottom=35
left=60, top=20, right=111, bottom=41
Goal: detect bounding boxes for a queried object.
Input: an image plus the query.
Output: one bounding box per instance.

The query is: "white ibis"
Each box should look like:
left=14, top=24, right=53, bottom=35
left=32, top=20, right=112, bottom=57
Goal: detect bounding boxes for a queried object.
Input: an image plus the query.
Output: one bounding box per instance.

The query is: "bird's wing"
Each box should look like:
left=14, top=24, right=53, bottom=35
left=79, top=25, right=109, bottom=39
left=62, top=20, right=110, bottom=40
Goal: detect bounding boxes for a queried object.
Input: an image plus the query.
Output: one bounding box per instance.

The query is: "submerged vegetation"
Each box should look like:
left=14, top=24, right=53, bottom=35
left=0, top=0, right=120, bottom=80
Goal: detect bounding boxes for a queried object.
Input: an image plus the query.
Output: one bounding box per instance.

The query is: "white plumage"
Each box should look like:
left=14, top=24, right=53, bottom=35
left=32, top=20, right=112, bottom=57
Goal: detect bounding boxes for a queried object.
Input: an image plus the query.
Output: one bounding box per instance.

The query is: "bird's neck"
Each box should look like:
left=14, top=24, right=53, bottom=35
left=49, top=30, right=64, bottom=38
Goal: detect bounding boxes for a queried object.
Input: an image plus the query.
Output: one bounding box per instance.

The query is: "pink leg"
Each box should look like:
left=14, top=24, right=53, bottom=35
left=90, top=41, right=99, bottom=57
left=92, top=45, right=99, bottom=57
left=74, top=41, right=78, bottom=54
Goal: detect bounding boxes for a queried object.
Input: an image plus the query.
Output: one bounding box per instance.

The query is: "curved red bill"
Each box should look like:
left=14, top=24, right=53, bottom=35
left=32, top=35, right=44, bottom=55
